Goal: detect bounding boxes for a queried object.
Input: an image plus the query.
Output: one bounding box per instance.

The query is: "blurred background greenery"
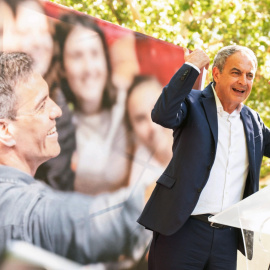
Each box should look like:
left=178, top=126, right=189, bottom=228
left=50, top=0, right=270, bottom=183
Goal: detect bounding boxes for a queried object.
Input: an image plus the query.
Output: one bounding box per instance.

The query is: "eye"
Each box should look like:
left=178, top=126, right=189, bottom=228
left=37, top=100, right=47, bottom=113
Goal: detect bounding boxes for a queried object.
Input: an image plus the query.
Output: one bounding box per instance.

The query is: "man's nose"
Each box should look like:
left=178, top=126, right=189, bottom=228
left=49, top=100, right=62, bottom=119
left=238, top=74, right=247, bottom=85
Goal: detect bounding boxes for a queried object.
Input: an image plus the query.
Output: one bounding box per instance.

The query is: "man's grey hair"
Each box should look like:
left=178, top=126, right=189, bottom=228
left=212, top=45, right=257, bottom=86
left=0, top=52, right=33, bottom=120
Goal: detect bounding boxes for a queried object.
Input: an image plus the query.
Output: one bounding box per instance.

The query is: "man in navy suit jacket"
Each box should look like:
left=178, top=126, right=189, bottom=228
left=138, top=45, right=270, bottom=270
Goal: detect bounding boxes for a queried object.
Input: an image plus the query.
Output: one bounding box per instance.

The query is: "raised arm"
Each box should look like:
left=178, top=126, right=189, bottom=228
left=151, top=49, right=209, bottom=129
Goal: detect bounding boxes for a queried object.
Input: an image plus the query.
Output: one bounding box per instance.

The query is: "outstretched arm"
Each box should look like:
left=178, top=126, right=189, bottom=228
left=24, top=184, right=144, bottom=265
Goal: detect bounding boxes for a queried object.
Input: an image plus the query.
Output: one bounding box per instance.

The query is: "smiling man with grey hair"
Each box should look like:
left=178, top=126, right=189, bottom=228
left=0, top=52, right=30, bottom=120
left=212, top=45, right=257, bottom=87
left=138, top=45, right=270, bottom=270
left=0, top=51, right=144, bottom=265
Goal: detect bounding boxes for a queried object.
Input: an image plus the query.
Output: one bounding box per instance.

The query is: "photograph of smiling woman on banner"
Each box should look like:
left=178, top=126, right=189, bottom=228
left=126, top=75, right=173, bottom=193
left=54, top=13, right=151, bottom=270
left=55, top=13, right=134, bottom=196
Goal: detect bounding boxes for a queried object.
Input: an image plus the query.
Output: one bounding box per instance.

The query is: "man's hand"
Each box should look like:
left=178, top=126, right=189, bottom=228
left=184, top=48, right=210, bottom=70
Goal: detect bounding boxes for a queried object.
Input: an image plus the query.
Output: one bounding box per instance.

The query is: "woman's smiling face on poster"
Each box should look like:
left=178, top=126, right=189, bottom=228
left=63, top=25, right=108, bottom=114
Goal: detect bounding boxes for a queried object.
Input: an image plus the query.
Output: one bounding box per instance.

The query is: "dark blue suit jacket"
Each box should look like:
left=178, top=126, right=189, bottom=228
left=138, top=64, right=270, bottom=254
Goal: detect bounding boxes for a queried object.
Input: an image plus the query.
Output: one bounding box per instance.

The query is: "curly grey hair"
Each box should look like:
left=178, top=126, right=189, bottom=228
left=0, top=52, right=33, bottom=119
left=212, top=45, right=257, bottom=86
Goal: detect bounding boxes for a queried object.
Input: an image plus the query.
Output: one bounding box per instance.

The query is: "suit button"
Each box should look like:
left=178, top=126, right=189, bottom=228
left=197, top=188, right=202, bottom=193
left=207, top=165, right=211, bottom=171
left=180, top=70, right=189, bottom=81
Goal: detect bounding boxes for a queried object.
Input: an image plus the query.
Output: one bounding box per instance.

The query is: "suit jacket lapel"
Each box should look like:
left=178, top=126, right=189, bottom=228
left=201, top=84, right=218, bottom=150
left=201, top=84, right=255, bottom=180
left=241, top=107, right=256, bottom=182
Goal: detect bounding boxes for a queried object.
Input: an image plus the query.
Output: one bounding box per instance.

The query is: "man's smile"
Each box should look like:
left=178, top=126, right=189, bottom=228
left=47, top=126, right=57, bottom=136
left=232, top=87, right=246, bottom=94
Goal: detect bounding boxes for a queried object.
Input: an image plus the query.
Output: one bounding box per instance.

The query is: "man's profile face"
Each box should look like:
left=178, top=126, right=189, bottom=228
left=213, top=51, right=256, bottom=112
left=10, top=73, right=62, bottom=165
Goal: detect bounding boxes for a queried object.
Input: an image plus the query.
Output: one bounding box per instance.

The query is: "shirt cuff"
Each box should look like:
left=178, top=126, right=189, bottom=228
left=185, top=62, right=201, bottom=74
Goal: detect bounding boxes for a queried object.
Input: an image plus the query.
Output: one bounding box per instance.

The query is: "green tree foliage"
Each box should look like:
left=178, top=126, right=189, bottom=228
left=50, top=0, right=270, bottom=179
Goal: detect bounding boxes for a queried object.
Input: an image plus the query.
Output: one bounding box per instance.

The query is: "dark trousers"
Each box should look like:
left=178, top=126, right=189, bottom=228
left=148, top=217, right=238, bottom=270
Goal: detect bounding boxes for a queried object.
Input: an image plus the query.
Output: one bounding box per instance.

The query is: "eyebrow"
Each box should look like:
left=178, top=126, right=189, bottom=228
left=231, top=68, right=241, bottom=73
left=231, top=68, right=254, bottom=75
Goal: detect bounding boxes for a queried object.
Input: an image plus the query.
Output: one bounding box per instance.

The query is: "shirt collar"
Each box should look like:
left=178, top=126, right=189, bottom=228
left=0, top=165, right=35, bottom=185
left=211, top=83, right=243, bottom=115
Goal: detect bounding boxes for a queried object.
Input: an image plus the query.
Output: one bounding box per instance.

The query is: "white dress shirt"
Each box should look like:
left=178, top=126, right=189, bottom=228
left=191, top=84, right=249, bottom=215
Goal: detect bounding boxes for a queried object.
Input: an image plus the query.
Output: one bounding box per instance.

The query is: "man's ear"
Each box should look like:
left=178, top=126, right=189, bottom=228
left=212, top=66, right=221, bottom=83
left=0, top=119, right=16, bottom=147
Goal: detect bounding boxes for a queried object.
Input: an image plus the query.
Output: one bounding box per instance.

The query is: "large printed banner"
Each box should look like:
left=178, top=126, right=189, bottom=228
left=44, top=1, right=205, bottom=89
left=1, top=0, right=205, bottom=268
